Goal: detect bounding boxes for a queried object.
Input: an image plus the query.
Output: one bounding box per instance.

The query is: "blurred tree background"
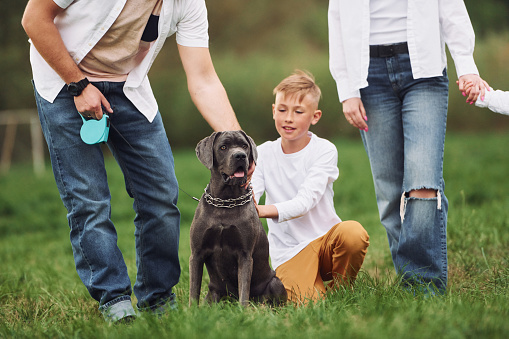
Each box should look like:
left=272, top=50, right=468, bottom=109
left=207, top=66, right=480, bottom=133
left=1, top=0, right=509, bottom=156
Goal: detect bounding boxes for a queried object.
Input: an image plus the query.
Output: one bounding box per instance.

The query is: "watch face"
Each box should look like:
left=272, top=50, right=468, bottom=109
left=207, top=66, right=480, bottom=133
left=67, top=78, right=89, bottom=96
left=68, top=84, right=77, bottom=96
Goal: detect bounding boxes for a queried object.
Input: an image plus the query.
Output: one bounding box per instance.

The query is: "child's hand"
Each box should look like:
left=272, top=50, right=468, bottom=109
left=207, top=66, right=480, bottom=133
left=457, top=75, right=490, bottom=104
left=242, top=160, right=256, bottom=189
left=253, top=200, right=279, bottom=219
left=253, top=195, right=260, bottom=215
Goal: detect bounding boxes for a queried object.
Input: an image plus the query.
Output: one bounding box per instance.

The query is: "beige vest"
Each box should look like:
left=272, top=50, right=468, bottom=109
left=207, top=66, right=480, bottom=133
left=79, top=0, right=162, bottom=81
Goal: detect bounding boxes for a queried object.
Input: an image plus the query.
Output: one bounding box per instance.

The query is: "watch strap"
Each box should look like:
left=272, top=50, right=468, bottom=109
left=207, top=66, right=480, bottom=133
left=68, top=78, right=90, bottom=96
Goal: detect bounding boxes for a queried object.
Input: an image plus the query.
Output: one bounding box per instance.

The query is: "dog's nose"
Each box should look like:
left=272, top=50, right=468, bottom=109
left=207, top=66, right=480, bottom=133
left=234, top=152, right=247, bottom=160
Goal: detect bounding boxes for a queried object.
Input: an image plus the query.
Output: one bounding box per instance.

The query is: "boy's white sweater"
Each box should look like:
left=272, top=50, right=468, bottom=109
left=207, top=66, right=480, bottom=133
left=252, top=132, right=342, bottom=269
left=476, top=88, right=509, bottom=115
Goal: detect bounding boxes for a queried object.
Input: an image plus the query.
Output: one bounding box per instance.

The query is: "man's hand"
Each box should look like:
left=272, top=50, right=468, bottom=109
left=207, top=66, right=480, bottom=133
left=342, top=97, right=368, bottom=132
left=75, top=84, right=113, bottom=119
left=22, top=0, right=113, bottom=119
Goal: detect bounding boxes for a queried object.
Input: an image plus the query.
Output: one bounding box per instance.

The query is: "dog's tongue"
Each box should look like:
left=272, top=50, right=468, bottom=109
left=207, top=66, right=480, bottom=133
left=233, top=169, right=245, bottom=178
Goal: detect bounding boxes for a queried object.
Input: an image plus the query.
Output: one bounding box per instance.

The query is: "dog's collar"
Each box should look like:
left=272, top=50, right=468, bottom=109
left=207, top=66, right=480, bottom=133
left=203, top=185, right=253, bottom=208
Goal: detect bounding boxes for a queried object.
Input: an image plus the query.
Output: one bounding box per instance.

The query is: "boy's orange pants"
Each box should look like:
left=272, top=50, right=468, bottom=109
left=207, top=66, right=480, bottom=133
left=275, top=220, right=369, bottom=304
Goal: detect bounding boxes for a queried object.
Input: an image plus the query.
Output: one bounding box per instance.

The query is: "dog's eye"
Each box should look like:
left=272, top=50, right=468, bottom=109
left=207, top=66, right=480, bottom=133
left=242, top=144, right=248, bottom=149
left=220, top=145, right=227, bottom=150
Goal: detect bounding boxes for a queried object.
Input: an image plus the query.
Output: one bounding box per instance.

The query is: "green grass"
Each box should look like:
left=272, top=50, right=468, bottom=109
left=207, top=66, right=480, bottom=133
left=1, top=133, right=508, bottom=338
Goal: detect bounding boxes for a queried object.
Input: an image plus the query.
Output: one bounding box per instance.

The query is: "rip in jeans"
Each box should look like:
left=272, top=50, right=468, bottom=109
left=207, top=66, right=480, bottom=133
left=400, top=189, right=442, bottom=222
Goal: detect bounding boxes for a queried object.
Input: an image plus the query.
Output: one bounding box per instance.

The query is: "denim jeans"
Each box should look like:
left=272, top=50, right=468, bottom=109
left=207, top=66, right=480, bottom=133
left=359, top=52, right=449, bottom=292
left=33, top=81, right=180, bottom=319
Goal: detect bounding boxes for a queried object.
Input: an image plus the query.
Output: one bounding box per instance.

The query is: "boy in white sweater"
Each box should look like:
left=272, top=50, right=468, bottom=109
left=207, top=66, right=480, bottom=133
left=252, top=70, right=370, bottom=304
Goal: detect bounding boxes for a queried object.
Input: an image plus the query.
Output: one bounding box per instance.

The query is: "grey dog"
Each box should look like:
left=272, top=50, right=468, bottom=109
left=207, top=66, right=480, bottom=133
left=189, top=131, right=287, bottom=306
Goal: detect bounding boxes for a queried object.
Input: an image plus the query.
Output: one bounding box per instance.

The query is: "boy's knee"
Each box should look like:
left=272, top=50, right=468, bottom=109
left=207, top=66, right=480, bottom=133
left=336, top=220, right=370, bottom=252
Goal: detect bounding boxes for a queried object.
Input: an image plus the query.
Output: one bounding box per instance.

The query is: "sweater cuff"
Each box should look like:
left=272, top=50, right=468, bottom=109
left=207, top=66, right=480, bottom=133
left=475, top=87, right=493, bottom=108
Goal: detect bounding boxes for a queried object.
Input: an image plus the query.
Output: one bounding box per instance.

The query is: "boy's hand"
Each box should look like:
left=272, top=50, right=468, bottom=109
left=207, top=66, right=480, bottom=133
left=342, top=97, right=368, bottom=132
left=252, top=193, right=262, bottom=217
left=256, top=204, right=279, bottom=219
left=242, top=160, right=256, bottom=188
left=252, top=195, right=279, bottom=219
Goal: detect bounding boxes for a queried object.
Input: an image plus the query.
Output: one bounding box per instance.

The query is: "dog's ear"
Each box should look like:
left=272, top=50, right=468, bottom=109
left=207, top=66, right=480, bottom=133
left=196, top=132, right=221, bottom=170
left=239, top=130, right=258, bottom=165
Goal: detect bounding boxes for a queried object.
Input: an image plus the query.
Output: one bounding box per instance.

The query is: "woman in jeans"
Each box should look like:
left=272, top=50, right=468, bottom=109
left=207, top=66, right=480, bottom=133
left=328, top=0, right=489, bottom=293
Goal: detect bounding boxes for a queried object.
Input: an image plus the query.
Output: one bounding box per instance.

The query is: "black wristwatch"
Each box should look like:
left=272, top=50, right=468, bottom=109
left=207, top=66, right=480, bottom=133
left=67, top=78, right=90, bottom=97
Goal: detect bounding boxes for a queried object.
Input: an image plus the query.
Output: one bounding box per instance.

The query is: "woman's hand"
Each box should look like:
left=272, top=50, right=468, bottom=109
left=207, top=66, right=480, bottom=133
left=342, top=97, right=368, bottom=132
left=457, top=74, right=490, bottom=104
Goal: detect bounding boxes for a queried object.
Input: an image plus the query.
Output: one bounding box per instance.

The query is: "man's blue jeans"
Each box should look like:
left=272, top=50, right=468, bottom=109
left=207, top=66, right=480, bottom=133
left=359, top=52, right=449, bottom=292
left=34, top=81, right=180, bottom=319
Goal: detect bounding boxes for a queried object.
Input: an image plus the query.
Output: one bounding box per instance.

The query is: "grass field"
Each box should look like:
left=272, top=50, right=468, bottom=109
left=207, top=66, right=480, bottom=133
left=0, top=132, right=508, bottom=338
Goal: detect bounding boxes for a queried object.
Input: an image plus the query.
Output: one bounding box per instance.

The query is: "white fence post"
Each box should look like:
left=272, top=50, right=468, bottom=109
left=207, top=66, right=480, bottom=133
left=0, top=109, right=45, bottom=176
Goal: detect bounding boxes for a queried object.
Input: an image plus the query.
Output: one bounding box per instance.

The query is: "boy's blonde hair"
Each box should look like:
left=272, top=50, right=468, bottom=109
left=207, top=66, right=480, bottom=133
left=273, top=70, right=322, bottom=106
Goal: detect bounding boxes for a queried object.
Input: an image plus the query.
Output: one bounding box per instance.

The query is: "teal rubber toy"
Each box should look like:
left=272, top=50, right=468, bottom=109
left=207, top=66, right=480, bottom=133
left=80, top=114, right=110, bottom=145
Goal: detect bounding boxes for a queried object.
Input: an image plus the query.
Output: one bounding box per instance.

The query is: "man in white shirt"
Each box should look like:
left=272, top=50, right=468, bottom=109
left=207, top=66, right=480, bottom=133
left=22, top=0, right=241, bottom=322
